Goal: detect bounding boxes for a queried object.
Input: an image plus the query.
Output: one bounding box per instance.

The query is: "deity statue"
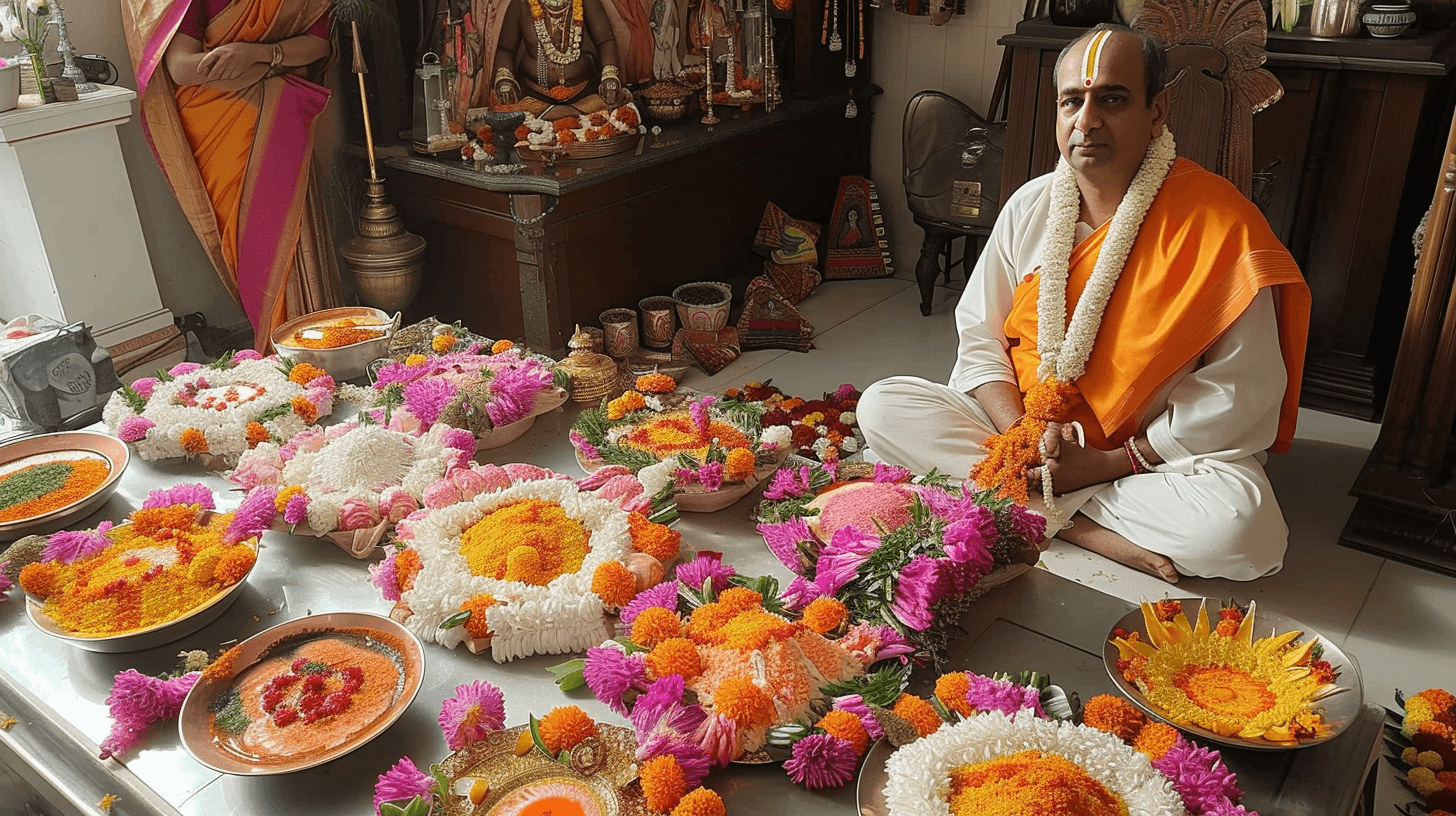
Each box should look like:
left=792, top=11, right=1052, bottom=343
left=491, top=0, right=626, bottom=119
left=649, top=0, right=682, bottom=80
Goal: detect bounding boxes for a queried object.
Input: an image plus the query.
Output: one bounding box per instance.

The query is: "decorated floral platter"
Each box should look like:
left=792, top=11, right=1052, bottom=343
left=0, top=430, right=128, bottom=540
left=1104, top=597, right=1359, bottom=750
left=722, top=381, right=863, bottom=463
left=179, top=611, right=424, bottom=775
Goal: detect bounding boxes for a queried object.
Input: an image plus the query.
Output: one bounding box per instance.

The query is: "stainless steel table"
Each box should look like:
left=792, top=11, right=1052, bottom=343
left=0, top=408, right=1383, bottom=816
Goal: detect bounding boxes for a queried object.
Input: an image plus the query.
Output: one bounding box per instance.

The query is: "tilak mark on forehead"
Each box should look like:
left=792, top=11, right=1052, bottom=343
left=1081, top=29, right=1113, bottom=88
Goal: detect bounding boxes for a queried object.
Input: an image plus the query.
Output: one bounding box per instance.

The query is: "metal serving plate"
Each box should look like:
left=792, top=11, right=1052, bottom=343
left=0, top=429, right=129, bottom=541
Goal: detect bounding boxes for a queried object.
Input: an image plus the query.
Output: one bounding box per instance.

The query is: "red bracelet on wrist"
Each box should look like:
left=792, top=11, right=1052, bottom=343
left=1124, top=438, right=1151, bottom=475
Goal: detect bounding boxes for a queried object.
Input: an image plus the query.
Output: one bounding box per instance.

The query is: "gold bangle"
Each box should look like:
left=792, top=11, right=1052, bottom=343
left=600, top=65, right=619, bottom=80
left=495, top=68, right=515, bottom=82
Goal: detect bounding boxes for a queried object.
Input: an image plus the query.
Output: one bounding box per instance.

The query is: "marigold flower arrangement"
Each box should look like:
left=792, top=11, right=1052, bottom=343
left=373, top=687, right=724, bottom=816
left=1109, top=598, right=1345, bottom=743
left=516, top=103, right=644, bottom=150
left=373, top=461, right=680, bottom=663
left=571, top=390, right=792, bottom=503
left=355, top=346, right=570, bottom=441
left=1392, top=688, right=1456, bottom=811
left=722, top=381, right=862, bottom=462
left=18, top=484, right=273, bottom=637
left=229, top=421, right=472, bottom=537
left=755, top=462, right=1045, bottom=664
left=102, top=352, right=335, bottom=464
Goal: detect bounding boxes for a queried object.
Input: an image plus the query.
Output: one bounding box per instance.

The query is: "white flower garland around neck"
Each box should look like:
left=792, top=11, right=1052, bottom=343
left=1035, top=129, right=1178, bottom=384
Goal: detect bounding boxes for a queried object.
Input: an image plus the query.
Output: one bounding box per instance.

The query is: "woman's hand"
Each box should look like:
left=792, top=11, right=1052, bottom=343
left=197, top=42, right=269, bottom=82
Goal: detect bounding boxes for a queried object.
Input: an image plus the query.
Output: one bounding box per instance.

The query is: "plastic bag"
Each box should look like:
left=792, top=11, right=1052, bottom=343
left=0, top=315, right=121, bottom=434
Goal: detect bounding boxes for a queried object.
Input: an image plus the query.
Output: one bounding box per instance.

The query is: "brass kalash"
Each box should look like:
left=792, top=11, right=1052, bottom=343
left=338, top=15, right=427, bottom=313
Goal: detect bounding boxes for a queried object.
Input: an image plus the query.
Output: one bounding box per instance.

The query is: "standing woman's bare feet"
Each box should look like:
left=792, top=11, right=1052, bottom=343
left=1057, top=515, right=1181, bottom=583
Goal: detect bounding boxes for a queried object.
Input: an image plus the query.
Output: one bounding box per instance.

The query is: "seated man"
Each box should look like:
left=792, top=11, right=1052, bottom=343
left=491, top=0, right=627, bottom=119
left=858, top=24, right=1310, bottom=583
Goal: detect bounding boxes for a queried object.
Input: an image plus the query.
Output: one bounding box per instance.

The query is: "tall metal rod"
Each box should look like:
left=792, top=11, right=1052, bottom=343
left=351, top=19, right=379, bottom=182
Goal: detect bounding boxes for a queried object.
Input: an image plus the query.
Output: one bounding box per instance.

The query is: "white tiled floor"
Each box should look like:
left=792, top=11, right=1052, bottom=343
left=675, top=268, right=1450, bottom=815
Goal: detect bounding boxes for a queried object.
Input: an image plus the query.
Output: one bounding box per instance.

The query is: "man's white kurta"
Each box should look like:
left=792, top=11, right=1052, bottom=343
left=858, top=172, right=1290, bottom=580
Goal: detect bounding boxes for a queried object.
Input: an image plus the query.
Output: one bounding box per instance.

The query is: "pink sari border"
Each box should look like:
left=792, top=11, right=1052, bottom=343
left=137, top=0, right=195, bottom=96
left=236, top=75, right=331, bottom=327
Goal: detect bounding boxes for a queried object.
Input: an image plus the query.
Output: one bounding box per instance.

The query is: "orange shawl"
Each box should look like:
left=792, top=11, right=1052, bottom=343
left=1003, top=159, right=1311, bottom=453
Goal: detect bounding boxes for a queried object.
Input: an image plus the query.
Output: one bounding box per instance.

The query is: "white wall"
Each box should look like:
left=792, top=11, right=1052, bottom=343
left=867, top=0, right=1024, bottom=276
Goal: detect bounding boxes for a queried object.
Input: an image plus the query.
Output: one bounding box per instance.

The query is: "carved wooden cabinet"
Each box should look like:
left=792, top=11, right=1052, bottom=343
left=998, top=18, right=1456, bottom=419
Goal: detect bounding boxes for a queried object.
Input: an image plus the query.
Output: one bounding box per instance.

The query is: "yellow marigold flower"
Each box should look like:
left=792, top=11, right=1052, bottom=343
left=801, top=597, right=849, bottom=635
left=816, top=709, right=869, bottom=756
left=188, top=547, right=225, bottom=585
left=631, top=606, right=683, bottom=649
left=433, top=333, right=458, bottom=353
left=538, top=705, right=598, bottom=754
left=606, top=391, right=647, bottom=421
left=1406, top=747, right=1422, bottom=766
left=98, top=793, right=119, bottom=813
left=934, top=672, right=973, bottom=717
left=461, top=593, right=497, bottom=639
left=646, top=638, right=701, bottom=681
left=245, top=422, right=270, bottom=448
left=214, top=547, right=256, bottom=584
left=291, top=396, right=319, bottom=424
left=1411, top=767, right=1442, bottom=797
left=628, top=512, right=680, bottom=562
left=640, top=754, right=687, bottom=812
left=18, top=561, right=61, bottom=598
left=1082, top=695, right=1148, bottom=743
left=671, top=787, right=725, bottom=816
left=405, top=354, right=428, bottom=366
left=723, top=447, right=756, bottom=482
left=635, top=372, right=677, bottom=394
left=288, top=362, right=328, bottom=385
left=799, top=411, right=825, bottom=426
left=686, top=602, right=736, bottom=643
left=274, top=485, right=306, bottom=514
left=491, top=339, right=515, bottom=354
left=180, top=427, right=209, bottom=455
left=892, top=693, right=942, bottom=737
left=1420, top=750, right=1447, bottom=771
left=591, top=561, right=638, bottom=607
left=717, top=586, right=763, bottom=613
left=1132, top=722, right=1180, bottom=760
left=712, top=676, right=775, bottom=730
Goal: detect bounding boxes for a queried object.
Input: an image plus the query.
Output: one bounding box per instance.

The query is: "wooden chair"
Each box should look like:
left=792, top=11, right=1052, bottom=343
left=1131, top=0, right=1283, bottom=198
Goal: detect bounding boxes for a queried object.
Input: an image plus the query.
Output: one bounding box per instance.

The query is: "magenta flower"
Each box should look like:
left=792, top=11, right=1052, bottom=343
left=117, top=415, right=155, bottom=442
left=675, top=552, right=735, bottom=594
left=784, top=733, right=858, bottom=789
left=813, top=525, right=879, bottom=596
left=832, top=383, right=858, bottom=403
left=373, top=756, right=435, bottom=816
left=781, top=575, right=823, bottom=611
left=369, top=546, right=403, bottom=602
left=570, top=431, right=604, bottom=463
left=143, top=483, right=216, bottom=510
left=631, top=675, right=693, bottom=735
left=129, top=377, right=159, bottom=400
left=757, top=517, right=814, bottom=575
left=404, top=377, right=458, bottom=427
left=1008, top=503, right=1048, bottom=544
left=583, top=646, right=648, bottom=716
left=890, top=554, right=945, bottom=630
left=1153, top=739, right=1245, bottom=814
left=692, top=711, right=740, bottom=767
left=98, top=669, right=198, bottom=759
left=168, top=362, right=203, bottom=377
left=832, top=694, right=884, bottom=740
left=845, top=622, right=916, bottom=664
left=283, top=493, right=309, bottom=526
left=872, top=462, right=913, bottom=484
left=42, top=521, right=115, bottom=564
left=438, top=680, right=506, bottom=750
left=225, top=486, right=278, bottom=544
left=763, top=466, right=814, bottom=500
left=688, top=396, right=717, bottom=436
left=232, top=349, right=263, bottom=363
left=441, top=428, right=476, bottom=456
left=637, top=733, right=713, bottom=787
left=673, top=467, right=699, bottom=487
left=486, top=363, right=551, bottom=426
left=620, top=580, right=679, bottom=624
left=697, top=461, right=725, bottom=492
left=306, top=373, right=335, bottom=391
left=0, top=567, right=11, bottom=600
left=964, top=674, right=1046, bottom=718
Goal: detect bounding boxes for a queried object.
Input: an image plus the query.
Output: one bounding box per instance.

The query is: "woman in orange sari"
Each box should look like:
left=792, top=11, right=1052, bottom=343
left=122, top=0, right=343, bottom=351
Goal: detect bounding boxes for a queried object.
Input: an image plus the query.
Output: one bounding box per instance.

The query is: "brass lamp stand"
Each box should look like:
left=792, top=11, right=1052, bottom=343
left=340, top=20, right=427, bottom=313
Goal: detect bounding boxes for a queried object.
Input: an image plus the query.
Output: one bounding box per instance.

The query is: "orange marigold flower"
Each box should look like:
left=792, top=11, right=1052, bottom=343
left=670, top=788, right=724, bottom=816
left=631, top=606, right=683, bottom=649
left=628, top=512, right=681, bottom=562
left=514, top=125, right=531, bottom=141
left=461, top=593, right=498, bottom=639
left=396, top=548, right=424, bottom=592
left=646, top=638, right=702, bottom=681
left=816, top=709, right=869, bottom=755
left=640, top=754, right=687, bottom=812
left=432, top=333, right=457, bottom=353
left=1215, top=618, right=1239, bottom=638
left=717, top=586, right=763, bottom=612
left=18, top=561, right=61, bottom=597
left=935, top=672, right=973, bottom=717
left=558, top=130, right=579, bottom=146
left=213, top=547, right=256, bottom=584
left=245, top=422, right=271, bottom=448
left=537, top=705, right=598, bottom=754
left=291, top=396, right=319, bottom=424
left=635, top=373, right=677, bottom=394
left=553, top=117, right=578, bottom=133
left=606, top=391, right=647, bottom=421
left=591, top=560, right=638, bottom=607
left=712, top=676, right=775, bottom=730
left=892, top=694, right=942, bottom=737
left=1132, top=722, right=1180, bottom=759
left=1153, top=598, right=1183, bottom=622
left=288, top=362, right=328, bottom=385
left=492, top=339, right=516, bottom=354
left=203, top=644, right=244, bottom=681
left=180, top=427, right=209, bottom=455
left=584, top=128, right=602, bottom=142
left=687, top=602, right=736, bottom=643
left=1082, top=694, right=1148, bottom=743
left=131, top=505, right=199, bottom=536
left=723, top=447, right=756, bottom=482
left=801, top=597, right=849, bottom=635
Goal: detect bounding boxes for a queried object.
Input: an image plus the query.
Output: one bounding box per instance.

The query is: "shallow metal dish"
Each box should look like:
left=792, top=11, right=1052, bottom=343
left=272, top=307, right=399, bottom=382
left=0, top=430, right=129, bottom=541
left=1102, top=597, right=1362, bottom=751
